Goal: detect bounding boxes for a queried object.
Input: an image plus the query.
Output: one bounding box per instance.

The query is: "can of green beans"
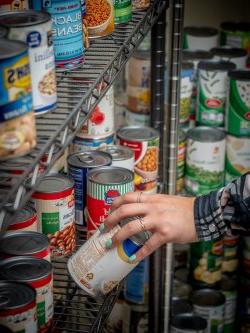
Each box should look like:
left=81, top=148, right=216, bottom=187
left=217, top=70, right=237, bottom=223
left=114, top=0, right=132, bottom=24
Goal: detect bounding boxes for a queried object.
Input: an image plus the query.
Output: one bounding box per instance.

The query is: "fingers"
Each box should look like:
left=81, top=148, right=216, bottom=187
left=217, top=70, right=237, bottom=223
left=133, top=233, right=164, bottom=262
left=111, top=192, right=152, bottom=211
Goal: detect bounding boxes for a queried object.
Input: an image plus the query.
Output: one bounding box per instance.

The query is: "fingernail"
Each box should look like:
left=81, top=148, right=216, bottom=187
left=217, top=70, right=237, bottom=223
left=129, top=254, right=136, bottom=263
left=105, top=238, right=113, bottom=249
left=99, top=223, right=105, bottom=233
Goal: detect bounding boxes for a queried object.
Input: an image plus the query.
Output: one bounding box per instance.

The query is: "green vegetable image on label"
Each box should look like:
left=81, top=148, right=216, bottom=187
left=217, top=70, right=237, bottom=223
left=42, top=212, right=59, bottom=235
left=37, top=300, right=46, bottom=327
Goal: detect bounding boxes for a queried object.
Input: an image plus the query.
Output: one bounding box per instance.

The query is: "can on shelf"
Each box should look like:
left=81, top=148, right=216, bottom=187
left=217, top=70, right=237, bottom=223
left=0, top=256, right=53, bottom=333
left=185, top=127, right=226, bottom=195
left=39, top=143, right=68, bottom=175
left=114, top=0, right=132, bottom=24
left=77, top=87, right=114, bottom=138
left=220, top=21, right=250, bottom=54
left=183, top=27, right=219, bottom=51
left=179, top=62, right=194, bottom=125
left=0, top=0, right=29, bottom=10
left=0, top=10, right=57, bottom=115
left=7, top=203, right=38, bottom=232
left=85, top=0, right=114, bottom=38
left=123, top=303, right=148, bottom=333
left=173, top=279, right=192, bottom=301
left=0, top=281, right=37, bottom=333
left=132, top=0, right=150, bottom=10
left=226, top=70, right=250, bottom=137
left=0, top=39, right=36, bottom=160
left=68, top=222, right=150, bottom=297
left=42, top=0, right=84, bottom=70
left=71, top=133, right=114, bottom=153
left=32, top=174, right=76, bottom=257
left=0, top=231, right=50, bottom=262
left=171, top=299, right=193, bottom=317
left=68, top=151, right=112, bottom=228
left=222, top=234, right=239, bottom=274
left=196, top=61, right=236, bottom=127
left=191, top=289, right=225, bottom=333
left=86, top=166, right=134, bottom=234
left=126, top=108, right=150, bottom=127
left=170, top=314, right=207, bottom=333
left=98, top=145, right=134, bottom=171
left=176, top=128, right=186, bottom=194
left=211, top=47, right=247, bottom=69
left=117, top=126, right=159, bottom=193
left=220, top=276, right=237, bottom=333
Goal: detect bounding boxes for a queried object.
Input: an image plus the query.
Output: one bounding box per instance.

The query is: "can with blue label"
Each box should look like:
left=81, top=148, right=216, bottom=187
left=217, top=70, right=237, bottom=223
left=67, top=151, right=112, bottom=229
left=70, top=133, right=114, bottom=153
left=42, top=0, right=84, bottom=70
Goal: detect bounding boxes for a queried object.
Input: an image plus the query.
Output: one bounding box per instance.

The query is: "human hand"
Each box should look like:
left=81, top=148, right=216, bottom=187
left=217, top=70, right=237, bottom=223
left=102, top=192, right=197, bottom=262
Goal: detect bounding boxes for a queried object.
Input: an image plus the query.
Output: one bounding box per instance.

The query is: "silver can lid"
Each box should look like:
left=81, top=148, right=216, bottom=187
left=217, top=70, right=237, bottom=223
left=0, top=10, right=51, bottom=27
left=182, top=50, right=213, bottom=61
left=198, top=60, right=236, bottom=71
left=171, top=314, right=207, bottom=331
left=191, top=288, right=225, bottom=307
left=184, top=26, right=218, bottom=37
left=11, top=204, right=36, bottom=226
left=88, top=166, right=134, bottom=185
left=34, top=174, right=74, bottom=194
left=211, top=47, right=247, bottom=58
left=99, top=145, right=134, bottom=161
left=117, top=126, right=159, bottom=142
left=68, top=151, right=112, bottom=169
left=0, top=231, right=49, bottom=256
left=0, top=38, right=27, bottom=60
left=187, top=126, right=226, bottom=142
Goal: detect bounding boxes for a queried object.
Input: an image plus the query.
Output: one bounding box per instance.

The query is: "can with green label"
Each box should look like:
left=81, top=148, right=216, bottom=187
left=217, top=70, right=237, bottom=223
left=220, top=21, right=250, bottom=54
left=226, top=70, right=250, bottom=136
left=114, top=0, right=132, bottom=24
left=197, top=61, right=236, bottom=127
left=220, top=276, right=237, bottom=333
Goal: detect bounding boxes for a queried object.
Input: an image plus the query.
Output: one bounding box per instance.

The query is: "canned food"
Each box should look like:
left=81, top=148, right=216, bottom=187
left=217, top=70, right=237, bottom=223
left=68, top=223, right=150, bottom=297
left=7, top=203, right=38, bottom=232
left=123, top=303, right=148, bottom=333
left=114, top=99, right=127, bottom=130
left=0, top=10, right=57, bottom=115
left=170, top=314, right=207, bottom=333
left=190, top=240, right=223, bottom=287
left=174, top=243, right=189, bottom=269
left=226, top=70, right=250, bottom=136
left=239, top=275, right=250, bottom=317
left=32, top=174, right=76, bottom=256
left=171, top=299, right=193, bottom=318
left=77, top=87, right=114, bottom=138
left=0, top=231, right=50, bottom=262
left=197, top=61, right=236, bottom=127
left=185, top=127, right=226, bottom=195
left=0, top=0, right=29, bottom=10
left=40, top=143, right=68, bottom=175
left=173, top=279, right=192, bottom=301
left=180, top=62, right=194, bottom=124
left=211, top=47, right=247, bottom=68
left=0, top=39, right=36, bottom=159
left=86, top=166, right=134, bottom=234
left=174, top=268, right=189, bottom=284
left=183, top=27, right=219, bottom=51
left=71, top=133, right=114, bottom=153
left=177, top=128, right=186, bottom=193
left=132, top=0, right=150, bottom=10
left=42, top=0, right=84, bottom=70
left=98, top=145, right=134, bottom=170
left=222, top=234, right=239, bottom=274
left=0, top=256, right=53, bottom=333
left=0, top=281, right=37, bottom=333
left=117, top=126, right=159, bottom=193
left=220, top=21, right=250, bottom=54
left=114, top=0, right=132, bottom=24
left=68, top=151, right=112, bottom=228
left=85, top=0, right=114, bottom=38
left=220, top=276, right=237, bottom=333
left=106, top=296, right=125, bottom=332
left=191, top=289, right=225, bottom=333
left=127, top=51, right=151, bottom=114
left=126, top=108, right=150, bottom=127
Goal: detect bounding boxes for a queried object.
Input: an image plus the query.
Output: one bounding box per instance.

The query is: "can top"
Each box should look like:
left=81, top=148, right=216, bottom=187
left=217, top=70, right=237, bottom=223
left=10, top=204, right=36, bottom=226
left=171, top=299, right=193, bottom=317
left=198, top=60, right=236, bottom=71
left=221, top=21, right=250, bottom=32
left=187, top=126, right=226, bottom=142
left=0, top=256, right=52, bottom=282
left=182, top=50, right=213, bottom=61
left=211, top=47, right=247, bottom=58
left=0, top=25, right=7, bottom=38
left=0, top=38, right=27, bottom=60
left=88, top=166, right=134, bottom=185
left=34, top=174, right=74, bottom=194
left=191, top=289, right=225, bottom=307
left=184, top=26, right=218, bottom=37
left=117, top=126, right=159, bottom=142
left=0, top=10, right=51, bottom=27
left=0, top=281, right=36, bottom=310
left=228, top=69, right=250, bottom=80
left=74, top=133, right=114, bottom=143
left=68, top=151, right=112, bottom=169
left=99, top=145, right=134, bottom=161
left=171, top=314, right=207, bottom=330
left=0, top=231, right=49, bottom=256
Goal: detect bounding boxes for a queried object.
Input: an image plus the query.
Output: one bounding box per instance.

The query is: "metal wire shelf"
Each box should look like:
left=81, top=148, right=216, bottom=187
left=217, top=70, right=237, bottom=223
left=0, top=0, right=167, bottom=229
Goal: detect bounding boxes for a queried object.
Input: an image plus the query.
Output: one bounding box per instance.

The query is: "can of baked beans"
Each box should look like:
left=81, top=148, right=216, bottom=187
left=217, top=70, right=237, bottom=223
left=0, top=10, right=57, bottom=115
left=132, top=0, right=150, bottom=10
left=183, top=27, right=219, bottom=51
left=0, top=39, right=36, bottom=160
left=77, top=87, right=114, bottom=138
left=0, top=281, right=37, bottom=333
left=0, top=231, right=50, bottom=262
left=71, top=133, right=114, bottom=153
left=86, top=166, right=134, bottom=235
left=0, top=0, right=29, bottom=11
left=117, top=126, right=159, bottom=193
left=98, top=145, right=134, bottom=171
left=68, top=151, right=112, bottom=229
left=0, top=256, right=53, bottom=333
left=114, top=0, right=132, bottom=24
left=32, top=174, right=76, bottom=257
left=42, top=0, right=84, bottom=70
left=7, top=203, right=38, bottom=232
left=85, top=0, right=114, bottom=38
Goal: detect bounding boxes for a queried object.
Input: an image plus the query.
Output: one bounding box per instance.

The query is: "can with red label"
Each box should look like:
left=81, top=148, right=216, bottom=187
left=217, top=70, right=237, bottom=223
left=0, top=281, right=37, bottom=333
left=0, top=256, right=53, bottom=333
left=32, top=174, right=76, bottom=257
left=0, top=231, right=50, bottom=262
left=7, top=203, right=38, bottom=232
left=86, top=166, right=134, bottom=235
left=117, top=126, right=159, bottom=193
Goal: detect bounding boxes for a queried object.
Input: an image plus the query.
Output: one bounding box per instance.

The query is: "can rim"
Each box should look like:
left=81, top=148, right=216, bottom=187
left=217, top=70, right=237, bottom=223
left=220, top=21, right=250, bottom=32
left=171, top=313, right=207, bottom=330
left=99, top=145, right=134, bottom=161
left=0, top=10, right=51, bottom=27
left=182, top=50, right=213, bottom=61
left=0, top=38, right=27, bottom=59
left=211, top=47, right=247, bottom=58
left=117, top=126, right=159, bottom=141
left=87, top=166, right=134, bottom=185
left=198, top=60, right=236, bottom=71
left=187, top=126, right=226, bottom=142
left=67, top=151, right=112, bottom=169
left=228, top=69, right=250, bottom=80
left=191, top=288, right=225, bottom=306
left=32, top=174, right=74, bottom=195
left=74, top=133, right=114, bottom=143
left=184, top=26, right=218, bottom=37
